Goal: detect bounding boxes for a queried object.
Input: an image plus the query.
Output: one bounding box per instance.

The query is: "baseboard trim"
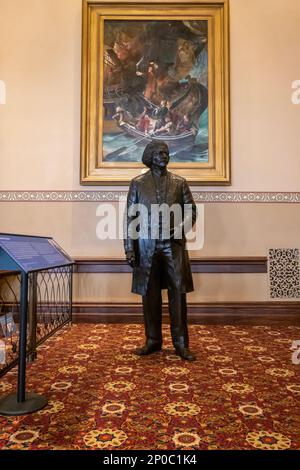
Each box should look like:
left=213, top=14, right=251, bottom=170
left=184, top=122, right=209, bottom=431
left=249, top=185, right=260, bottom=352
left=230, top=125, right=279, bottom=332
left=72, top=301, right=300, bottom=325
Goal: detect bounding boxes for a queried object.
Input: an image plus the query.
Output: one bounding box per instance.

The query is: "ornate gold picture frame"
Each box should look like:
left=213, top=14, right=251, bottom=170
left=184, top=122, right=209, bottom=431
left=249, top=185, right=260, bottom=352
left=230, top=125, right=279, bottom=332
left=81, top=0, right=230, bottom=185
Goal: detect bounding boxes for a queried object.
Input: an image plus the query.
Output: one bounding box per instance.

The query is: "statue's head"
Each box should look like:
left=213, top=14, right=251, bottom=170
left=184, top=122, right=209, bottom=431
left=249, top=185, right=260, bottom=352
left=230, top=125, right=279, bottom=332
left=142, top=140, right=170, bottom=169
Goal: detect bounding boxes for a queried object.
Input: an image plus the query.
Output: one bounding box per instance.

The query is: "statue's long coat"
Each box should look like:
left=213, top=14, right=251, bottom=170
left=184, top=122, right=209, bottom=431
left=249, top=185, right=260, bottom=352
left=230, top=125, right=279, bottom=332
left=124, top=170, right=197, bottom=296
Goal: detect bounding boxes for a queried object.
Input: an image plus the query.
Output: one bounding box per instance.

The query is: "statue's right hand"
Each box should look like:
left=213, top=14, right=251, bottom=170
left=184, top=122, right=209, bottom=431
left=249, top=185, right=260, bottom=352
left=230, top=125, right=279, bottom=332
left=126, top=251, right=136, bottom=268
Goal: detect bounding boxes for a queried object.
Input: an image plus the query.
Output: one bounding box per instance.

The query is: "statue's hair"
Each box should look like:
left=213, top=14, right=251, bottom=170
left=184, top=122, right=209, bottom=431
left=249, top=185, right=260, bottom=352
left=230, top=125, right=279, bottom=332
left=142, top=140, right=169, bottom=168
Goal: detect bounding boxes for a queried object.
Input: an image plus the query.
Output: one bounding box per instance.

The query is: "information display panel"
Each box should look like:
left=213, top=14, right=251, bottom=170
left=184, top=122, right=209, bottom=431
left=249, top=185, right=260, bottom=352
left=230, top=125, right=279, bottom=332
left=0, top=234, right=73, bottom=273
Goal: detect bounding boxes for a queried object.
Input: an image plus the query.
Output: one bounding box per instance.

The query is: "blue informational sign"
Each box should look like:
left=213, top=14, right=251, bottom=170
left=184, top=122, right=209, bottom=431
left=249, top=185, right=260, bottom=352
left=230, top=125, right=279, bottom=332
left=0, top=234, right=73, bottom=273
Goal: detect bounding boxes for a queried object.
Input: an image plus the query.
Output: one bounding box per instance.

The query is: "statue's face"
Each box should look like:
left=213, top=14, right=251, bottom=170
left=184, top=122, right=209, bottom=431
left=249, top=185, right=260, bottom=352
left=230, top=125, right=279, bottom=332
left=152, top=144, right=170, bottom=169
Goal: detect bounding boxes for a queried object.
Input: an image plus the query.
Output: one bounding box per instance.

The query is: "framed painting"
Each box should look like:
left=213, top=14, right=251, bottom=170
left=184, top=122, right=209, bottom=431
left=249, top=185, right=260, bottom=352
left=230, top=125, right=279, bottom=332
left=81, top=0, right=230, bottom=185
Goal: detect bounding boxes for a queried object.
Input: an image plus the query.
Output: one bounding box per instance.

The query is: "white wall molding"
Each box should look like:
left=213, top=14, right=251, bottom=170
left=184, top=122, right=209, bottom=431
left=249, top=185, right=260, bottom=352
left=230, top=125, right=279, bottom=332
left=1, top=191, right=300, bottom=203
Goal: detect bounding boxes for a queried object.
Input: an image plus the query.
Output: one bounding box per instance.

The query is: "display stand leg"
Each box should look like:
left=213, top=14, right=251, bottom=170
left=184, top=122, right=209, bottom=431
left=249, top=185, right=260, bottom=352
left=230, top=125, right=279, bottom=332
left=0, top=272, right=48, bottom=416
left=27, top=272, right=38, bottom=362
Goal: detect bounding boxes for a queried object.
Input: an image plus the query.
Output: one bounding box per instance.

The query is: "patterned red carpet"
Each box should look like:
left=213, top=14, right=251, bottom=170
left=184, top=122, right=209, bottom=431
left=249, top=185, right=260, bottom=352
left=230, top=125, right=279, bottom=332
left=0, top=323, right=300, bottom=450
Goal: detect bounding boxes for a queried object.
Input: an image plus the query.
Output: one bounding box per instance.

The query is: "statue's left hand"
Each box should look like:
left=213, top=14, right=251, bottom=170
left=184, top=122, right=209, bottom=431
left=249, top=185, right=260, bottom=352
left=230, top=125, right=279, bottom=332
left=126, top=250, right=136, bottom=268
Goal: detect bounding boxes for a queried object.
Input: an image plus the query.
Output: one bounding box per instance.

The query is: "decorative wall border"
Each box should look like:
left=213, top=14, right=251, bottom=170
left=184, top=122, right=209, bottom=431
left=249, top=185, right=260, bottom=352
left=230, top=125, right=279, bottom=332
left=1, top=191, right=300, bottom=203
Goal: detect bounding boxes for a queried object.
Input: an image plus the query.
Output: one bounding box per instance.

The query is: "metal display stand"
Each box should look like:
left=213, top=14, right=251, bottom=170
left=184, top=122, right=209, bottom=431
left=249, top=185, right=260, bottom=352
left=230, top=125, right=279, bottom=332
left=0, top=233, right=74, bottom=416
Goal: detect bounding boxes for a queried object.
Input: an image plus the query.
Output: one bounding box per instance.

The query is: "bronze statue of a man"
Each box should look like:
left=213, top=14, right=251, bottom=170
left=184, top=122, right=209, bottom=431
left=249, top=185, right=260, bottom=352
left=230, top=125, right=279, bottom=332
left=124, top=140, right=197, bottom=361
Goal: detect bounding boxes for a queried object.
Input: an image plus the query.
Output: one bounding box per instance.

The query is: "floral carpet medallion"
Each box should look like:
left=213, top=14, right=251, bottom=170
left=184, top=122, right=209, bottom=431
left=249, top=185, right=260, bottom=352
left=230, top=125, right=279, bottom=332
left=0, top=323, right=300, bottom=450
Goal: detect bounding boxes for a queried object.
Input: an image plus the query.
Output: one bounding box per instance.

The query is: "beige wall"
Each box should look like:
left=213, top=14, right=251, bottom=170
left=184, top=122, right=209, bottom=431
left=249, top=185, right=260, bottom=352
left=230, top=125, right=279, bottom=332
left=0, top=0, right=300, bottom=191
left=71, top=272, right=267, bottom=303
left=1, top=0, right=300, bottom=303
left=1, top=202, right=300, bottom=258
left=0, top=202, right=298, bottom=302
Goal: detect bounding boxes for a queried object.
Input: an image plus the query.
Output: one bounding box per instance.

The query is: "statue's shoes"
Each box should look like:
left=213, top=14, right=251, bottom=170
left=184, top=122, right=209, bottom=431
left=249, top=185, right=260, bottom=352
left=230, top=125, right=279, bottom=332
left=134, top=343, right=162, bottom=356
left=175, top=347, right=196, bottom=362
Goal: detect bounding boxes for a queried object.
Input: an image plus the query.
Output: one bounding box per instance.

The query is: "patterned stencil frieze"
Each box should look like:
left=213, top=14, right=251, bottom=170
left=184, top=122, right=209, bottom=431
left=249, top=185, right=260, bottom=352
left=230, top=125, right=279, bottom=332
left=268, top=248, right=300, bottom=299
left=1, top=191, right=300, bottom=203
